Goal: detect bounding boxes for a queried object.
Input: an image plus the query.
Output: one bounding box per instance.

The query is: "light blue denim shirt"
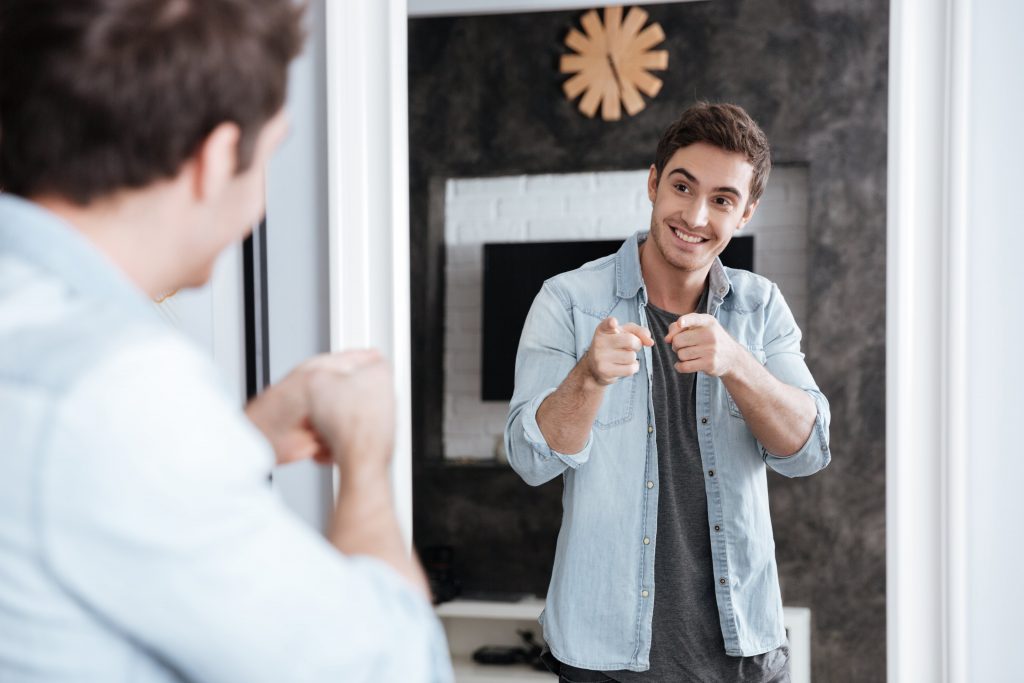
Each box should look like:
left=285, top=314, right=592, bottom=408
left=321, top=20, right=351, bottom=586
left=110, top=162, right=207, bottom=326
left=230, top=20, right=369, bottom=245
left=0, top=195, right=452, bottom=682
left=504, top=231, right=831, bottom=671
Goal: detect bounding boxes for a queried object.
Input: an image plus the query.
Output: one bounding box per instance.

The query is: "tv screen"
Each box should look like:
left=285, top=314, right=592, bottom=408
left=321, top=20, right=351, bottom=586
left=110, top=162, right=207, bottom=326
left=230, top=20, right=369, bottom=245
left=480, top=236, right=754, bottom=401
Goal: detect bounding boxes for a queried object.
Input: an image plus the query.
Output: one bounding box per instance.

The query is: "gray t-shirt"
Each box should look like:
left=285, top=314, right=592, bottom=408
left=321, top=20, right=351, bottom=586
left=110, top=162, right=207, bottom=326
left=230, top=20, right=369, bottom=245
left=605, top=295, right=789, bottom=683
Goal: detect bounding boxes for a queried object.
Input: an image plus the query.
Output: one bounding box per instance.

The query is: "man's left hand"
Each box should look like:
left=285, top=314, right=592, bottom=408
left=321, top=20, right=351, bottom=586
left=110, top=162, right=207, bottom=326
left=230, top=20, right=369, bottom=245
left=664, top=313, right=743, bottom=377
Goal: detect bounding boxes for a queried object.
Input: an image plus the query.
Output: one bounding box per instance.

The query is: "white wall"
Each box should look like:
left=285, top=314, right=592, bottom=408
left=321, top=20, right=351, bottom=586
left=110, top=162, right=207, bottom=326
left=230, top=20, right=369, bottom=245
left=442, top=168, right=808, bottom=461
left=965, top=0, right=1024, bottom=677
left=888, top=0, right=1024, bottom=679
left=265, top=0, right=334, bottom=532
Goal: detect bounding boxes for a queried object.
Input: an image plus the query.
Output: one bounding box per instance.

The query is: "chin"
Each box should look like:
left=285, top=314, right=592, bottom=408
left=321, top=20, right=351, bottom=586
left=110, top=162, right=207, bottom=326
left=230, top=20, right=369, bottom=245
left=181, top=260, right=217, bottom=289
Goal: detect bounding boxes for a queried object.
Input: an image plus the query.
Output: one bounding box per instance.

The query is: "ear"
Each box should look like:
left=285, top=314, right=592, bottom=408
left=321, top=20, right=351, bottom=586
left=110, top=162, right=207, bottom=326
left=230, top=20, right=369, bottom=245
left=647, top=164, right=658, bottom=203
left=191, top=122, right=241, bottom=201
left=738, top=198, right=759, bottom=229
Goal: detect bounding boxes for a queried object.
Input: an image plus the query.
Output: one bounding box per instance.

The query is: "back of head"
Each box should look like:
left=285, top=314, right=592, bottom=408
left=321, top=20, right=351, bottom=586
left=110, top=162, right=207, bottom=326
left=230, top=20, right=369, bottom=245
left=0, top=0, right=305, bottom=205
left=654, top=102, right=772, bottom=204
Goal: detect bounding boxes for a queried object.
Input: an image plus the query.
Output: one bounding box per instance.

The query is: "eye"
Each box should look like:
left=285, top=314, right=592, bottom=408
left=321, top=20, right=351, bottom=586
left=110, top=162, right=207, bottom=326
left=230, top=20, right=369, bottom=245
left=673, top=183, right=690, bottom=194
left=714, top=196, right=734, bottom=208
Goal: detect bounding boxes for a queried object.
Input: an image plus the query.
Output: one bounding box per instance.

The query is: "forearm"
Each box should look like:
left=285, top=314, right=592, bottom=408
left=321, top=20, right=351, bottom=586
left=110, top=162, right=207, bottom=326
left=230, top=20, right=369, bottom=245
left=329, top=471, right=430, bottom=600
left=535, top=353, right=607, bottom=454
left=722, top=350, right=816, bottom=456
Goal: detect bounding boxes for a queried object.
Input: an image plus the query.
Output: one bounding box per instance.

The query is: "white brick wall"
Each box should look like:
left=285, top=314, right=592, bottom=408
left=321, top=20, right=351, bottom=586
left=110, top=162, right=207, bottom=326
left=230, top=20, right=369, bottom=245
left=443, top=168, right=809, bottom=461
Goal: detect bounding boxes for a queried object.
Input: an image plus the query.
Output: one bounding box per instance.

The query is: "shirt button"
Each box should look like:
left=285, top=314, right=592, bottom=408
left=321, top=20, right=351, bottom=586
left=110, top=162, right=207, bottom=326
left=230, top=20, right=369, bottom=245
left=648, top=425, right=653, bottom=434
left=714, top=524, right=721, bottom=532
left=719, top=577, right=727, bottom=586
left=707, top=469, right=715, bottom=477
left=641, top=590, right=649, bottom=598
left=701, top=417, right=708, bottom=424
left=646, top=481, right=654, bottom=489
left=643, top=537, right=650, bottom=545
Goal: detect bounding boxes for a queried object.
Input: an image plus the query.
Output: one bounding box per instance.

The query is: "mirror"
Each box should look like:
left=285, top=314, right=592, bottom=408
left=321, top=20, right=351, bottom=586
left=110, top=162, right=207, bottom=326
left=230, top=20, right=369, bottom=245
left=408, top=5, right=886, bottom=681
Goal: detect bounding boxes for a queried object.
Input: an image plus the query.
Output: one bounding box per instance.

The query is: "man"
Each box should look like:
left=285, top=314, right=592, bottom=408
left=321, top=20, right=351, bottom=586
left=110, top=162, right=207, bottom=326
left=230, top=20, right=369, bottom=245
left=505, top=102, right=831, bottom=682
left=0, top=1, right=451, bottom=681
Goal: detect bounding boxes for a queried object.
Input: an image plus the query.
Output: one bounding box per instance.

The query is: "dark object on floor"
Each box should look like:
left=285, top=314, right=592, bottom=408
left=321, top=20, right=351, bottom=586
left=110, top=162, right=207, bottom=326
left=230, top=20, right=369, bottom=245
left=472, top=645, right=527, bottom=665
left=471, top=630, right=549, bottom=671
left=518, top=629, right=549, bottom=672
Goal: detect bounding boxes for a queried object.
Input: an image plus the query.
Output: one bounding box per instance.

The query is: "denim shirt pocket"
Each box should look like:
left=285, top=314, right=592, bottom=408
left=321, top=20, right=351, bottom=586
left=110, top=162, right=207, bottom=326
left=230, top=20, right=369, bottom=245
left=726, top=345, right=767, bottom=419
left=594, top=373, right=636, bottom=429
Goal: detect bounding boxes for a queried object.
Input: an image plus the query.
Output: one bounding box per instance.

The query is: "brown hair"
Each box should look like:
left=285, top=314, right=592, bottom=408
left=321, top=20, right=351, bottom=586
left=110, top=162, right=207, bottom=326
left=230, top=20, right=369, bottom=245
left=0, top=0, right=305, bottom=204
left=654, top=102, right=772, bottom=204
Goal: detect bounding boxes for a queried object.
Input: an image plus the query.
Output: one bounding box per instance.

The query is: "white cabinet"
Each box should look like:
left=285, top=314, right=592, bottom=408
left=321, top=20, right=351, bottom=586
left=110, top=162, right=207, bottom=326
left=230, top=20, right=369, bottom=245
left=436, top=599, right=554, bottom=682
left=437, top=599, right=812, bottom=683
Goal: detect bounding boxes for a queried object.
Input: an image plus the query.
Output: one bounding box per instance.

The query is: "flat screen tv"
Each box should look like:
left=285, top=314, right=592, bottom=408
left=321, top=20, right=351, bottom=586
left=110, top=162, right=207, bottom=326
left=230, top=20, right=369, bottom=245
left=480, top=235, right=754, bottom=401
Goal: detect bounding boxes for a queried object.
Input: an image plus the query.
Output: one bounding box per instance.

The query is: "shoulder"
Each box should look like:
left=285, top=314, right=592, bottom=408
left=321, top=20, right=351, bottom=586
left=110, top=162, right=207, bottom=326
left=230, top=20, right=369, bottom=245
left=541, top=253, right=618, bottom=311
left=0, top=255, right=198, bottom=395
left=56, top=329, right=248, bottom=456
left=30, top=293, right=265, bottom=492
left=720, top=267, right=778, bottom=313
left=39, top=329, right=271, bottom=535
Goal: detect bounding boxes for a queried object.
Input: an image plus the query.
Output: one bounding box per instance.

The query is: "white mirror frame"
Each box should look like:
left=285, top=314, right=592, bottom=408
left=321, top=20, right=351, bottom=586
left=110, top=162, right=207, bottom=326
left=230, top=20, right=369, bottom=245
left=887, top=0, right=969, bottom=680
left=325, top=0, right=413, bottom=545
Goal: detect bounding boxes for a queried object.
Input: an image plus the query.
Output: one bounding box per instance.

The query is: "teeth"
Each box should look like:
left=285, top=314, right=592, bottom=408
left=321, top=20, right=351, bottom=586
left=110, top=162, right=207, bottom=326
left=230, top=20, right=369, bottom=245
left=673, top=228, right=704, bottom=244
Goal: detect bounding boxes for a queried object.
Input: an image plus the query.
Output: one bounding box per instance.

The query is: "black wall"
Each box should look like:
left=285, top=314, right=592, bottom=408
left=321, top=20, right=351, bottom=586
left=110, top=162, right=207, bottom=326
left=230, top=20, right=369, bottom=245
left=410, top=2, right=887, bottom=680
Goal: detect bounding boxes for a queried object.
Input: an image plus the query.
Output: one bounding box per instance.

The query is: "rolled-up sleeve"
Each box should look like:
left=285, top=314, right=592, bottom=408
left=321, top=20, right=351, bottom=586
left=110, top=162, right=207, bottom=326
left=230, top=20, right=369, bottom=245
left=505, top=283, right=592, bottom=486
left=757, top=284, right=832, bottom=478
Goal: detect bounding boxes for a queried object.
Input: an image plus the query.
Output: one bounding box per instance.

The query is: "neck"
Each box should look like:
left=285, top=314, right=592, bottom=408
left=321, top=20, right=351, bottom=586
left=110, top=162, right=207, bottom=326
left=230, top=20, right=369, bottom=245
left=33, top=185, right=193, bottom=299
left=638, top=239, right=711, bottom=314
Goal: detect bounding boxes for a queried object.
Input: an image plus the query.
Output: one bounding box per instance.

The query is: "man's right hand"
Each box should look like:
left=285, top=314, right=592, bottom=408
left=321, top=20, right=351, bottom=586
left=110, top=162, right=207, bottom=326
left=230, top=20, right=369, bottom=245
left=583, top=316, right=655, bottom=386
left=304, top=350, right=396, bottom=482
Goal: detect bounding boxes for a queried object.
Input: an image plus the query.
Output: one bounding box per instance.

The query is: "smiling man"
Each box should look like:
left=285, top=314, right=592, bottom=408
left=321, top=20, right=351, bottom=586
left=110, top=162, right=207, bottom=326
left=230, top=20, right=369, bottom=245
left=505, top=103, right=831, bottom=682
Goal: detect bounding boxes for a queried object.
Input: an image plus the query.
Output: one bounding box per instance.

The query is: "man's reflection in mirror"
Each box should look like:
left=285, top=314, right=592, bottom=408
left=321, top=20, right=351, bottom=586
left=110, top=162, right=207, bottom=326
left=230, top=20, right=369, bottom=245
left=505, top=102, right=831, bottom=683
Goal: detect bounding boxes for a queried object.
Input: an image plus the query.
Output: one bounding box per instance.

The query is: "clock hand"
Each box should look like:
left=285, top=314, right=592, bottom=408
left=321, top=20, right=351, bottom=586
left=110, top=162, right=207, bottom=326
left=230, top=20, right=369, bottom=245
left=606, top=53, right=625, bottom=93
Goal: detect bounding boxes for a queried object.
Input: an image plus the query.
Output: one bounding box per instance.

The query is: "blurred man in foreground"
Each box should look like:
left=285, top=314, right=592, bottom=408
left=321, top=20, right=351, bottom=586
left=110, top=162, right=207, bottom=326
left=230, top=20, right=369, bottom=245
left=0, top=1, right=451, bottom=680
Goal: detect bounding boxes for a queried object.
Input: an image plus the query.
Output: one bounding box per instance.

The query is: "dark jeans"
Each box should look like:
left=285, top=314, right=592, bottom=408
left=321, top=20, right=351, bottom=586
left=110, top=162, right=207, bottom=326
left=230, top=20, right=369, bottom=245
left=542, top=650, right=792, bottom=683
left=542, top=650, right=614, bottom=683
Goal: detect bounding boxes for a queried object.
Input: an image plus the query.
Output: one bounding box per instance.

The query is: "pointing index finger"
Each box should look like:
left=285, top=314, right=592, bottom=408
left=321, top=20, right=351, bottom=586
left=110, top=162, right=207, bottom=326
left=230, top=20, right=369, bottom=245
left=598, top=316, right=621, bottom=334
left=620, top=322, right=655, bottom=347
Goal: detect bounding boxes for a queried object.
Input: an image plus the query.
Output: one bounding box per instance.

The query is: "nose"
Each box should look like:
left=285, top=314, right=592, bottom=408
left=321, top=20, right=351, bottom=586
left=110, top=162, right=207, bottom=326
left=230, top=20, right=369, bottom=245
left=682, top=198, right=710, bottom=230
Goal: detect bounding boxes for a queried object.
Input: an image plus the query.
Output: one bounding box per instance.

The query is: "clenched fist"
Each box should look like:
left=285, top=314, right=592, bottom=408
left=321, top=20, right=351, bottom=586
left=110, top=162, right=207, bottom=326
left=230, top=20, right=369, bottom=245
left=584, top=316, right=655, bottom=386
left=244, top=350, right=395, bottom=475
left=664, top=313, right=742, bottom=377
left=304, top=350, right=396, bottom=477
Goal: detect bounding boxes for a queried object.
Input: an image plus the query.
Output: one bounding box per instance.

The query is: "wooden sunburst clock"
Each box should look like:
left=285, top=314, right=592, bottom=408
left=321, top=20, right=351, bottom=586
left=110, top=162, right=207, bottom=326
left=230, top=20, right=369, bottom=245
left=560, top=6, right=669, bottom=121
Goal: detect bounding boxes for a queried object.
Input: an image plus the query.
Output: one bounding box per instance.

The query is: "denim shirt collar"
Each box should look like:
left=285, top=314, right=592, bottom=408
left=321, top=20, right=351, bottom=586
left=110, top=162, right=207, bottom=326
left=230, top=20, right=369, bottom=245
left=615, top=230, right=734, bottom=308
left=0, top=194, right=159, bottom=323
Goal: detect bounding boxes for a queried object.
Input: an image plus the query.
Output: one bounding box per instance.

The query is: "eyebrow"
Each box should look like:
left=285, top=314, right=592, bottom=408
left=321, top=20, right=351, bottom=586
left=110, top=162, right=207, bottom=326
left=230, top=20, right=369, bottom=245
left=667, top=166, right=744, bottom=199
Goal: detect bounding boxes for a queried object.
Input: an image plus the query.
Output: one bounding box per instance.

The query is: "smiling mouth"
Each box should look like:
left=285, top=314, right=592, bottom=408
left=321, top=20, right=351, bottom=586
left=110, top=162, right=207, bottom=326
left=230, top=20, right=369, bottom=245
left=671, top=226, right=708, bottom=244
